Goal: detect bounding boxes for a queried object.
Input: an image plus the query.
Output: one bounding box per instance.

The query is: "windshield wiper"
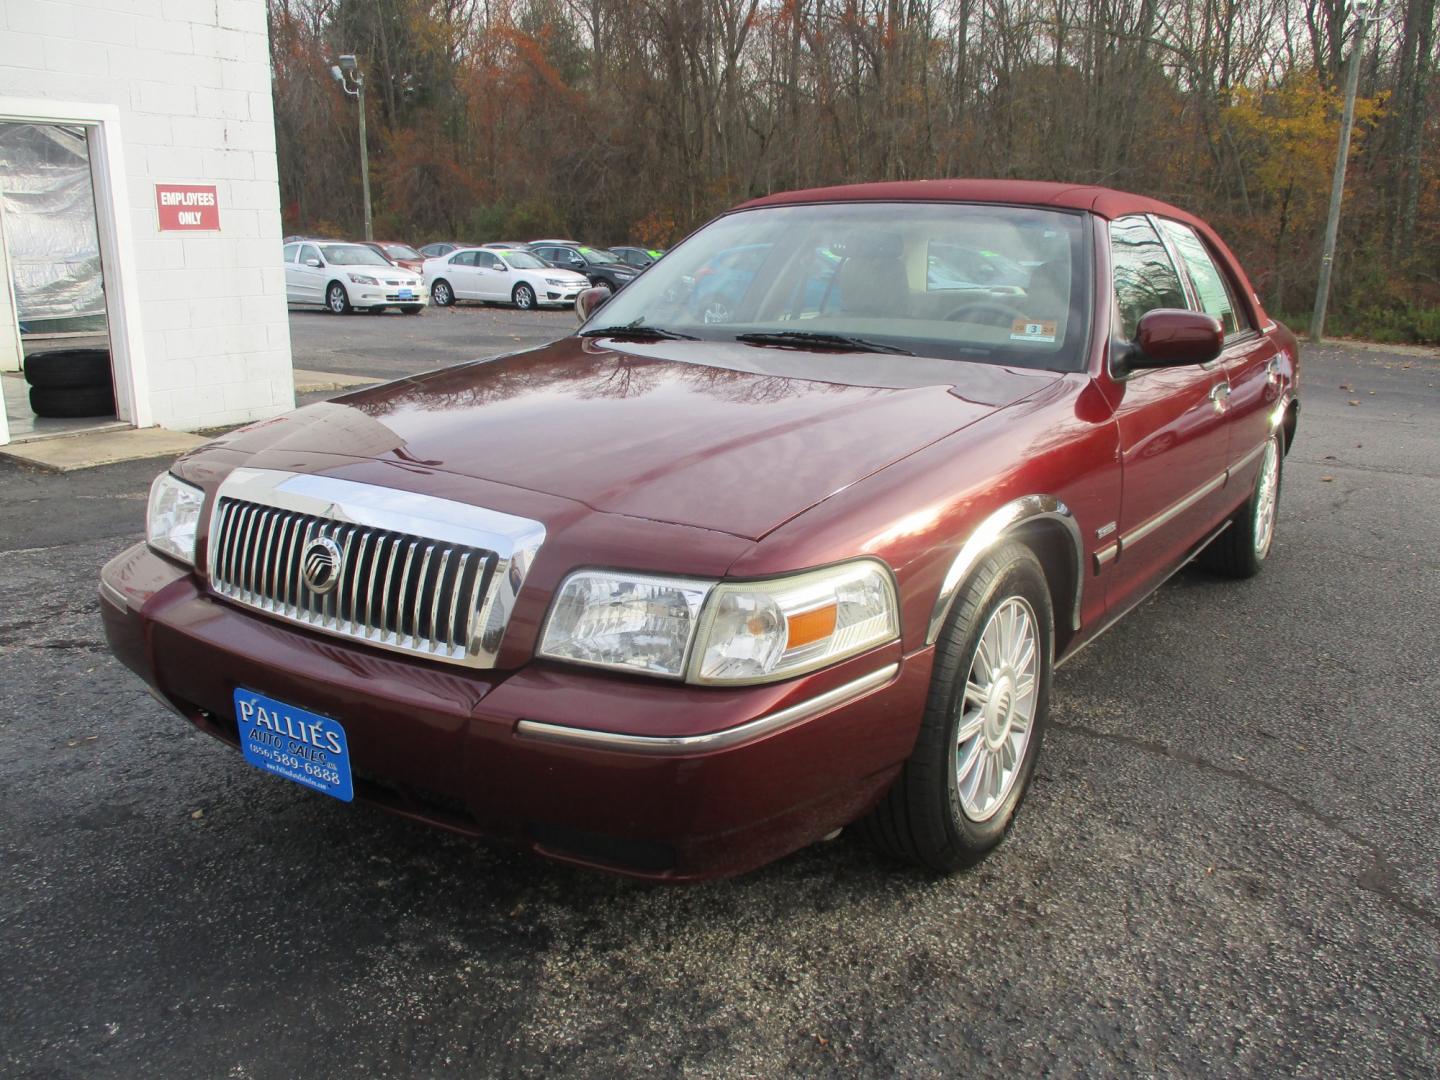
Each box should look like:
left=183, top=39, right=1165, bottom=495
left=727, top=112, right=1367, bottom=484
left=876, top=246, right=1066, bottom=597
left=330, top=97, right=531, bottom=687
left=734, top=331, right=914, bottom=356
left=579, top=322, right=698, bottom=341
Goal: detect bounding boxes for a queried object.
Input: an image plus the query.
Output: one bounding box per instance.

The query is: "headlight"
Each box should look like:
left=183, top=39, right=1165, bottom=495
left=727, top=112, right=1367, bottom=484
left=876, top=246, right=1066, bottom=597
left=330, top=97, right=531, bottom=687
left=537, top=560, right=898, bottom=685
left=691, top=561, right=898, bottom=685
left=146, top=472, right=204, bottom=565
left=545, top=278, right=568, bottom=286
left=348, top=273, right=378, bottom=285
left=538, top=572, right=710, bottom=678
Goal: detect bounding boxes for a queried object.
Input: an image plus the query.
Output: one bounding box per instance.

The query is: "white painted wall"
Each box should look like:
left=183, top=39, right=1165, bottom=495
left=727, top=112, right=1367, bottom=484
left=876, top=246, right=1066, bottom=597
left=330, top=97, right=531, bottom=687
left=0, top=0, right=294, bottom=432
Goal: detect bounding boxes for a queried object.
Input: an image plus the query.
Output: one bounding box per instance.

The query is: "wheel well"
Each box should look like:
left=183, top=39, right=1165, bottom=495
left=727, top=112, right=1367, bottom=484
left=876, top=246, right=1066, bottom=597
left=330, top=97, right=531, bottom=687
left=326, top=279, right=347, bottom=298
left=1010, top=519, right=1080, bottom=655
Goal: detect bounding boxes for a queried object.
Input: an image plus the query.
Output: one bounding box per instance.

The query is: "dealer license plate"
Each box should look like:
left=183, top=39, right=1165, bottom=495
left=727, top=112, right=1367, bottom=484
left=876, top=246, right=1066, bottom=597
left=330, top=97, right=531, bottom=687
left=234, top=689, right=354, bottom=802
left=397, top=289, right=415, bottom=300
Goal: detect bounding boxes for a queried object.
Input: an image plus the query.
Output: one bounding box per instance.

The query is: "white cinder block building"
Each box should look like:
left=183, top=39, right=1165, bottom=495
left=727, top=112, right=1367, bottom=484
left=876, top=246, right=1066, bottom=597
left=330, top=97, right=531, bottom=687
left=0, top=0, right=293, bottom=446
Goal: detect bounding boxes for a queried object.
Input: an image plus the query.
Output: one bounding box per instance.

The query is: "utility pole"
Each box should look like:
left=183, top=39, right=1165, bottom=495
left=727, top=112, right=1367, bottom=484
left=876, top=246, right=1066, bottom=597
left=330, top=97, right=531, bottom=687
left=1309, top=1, right=1379, bottom=343
left=330, top=55, right=373, bottom=241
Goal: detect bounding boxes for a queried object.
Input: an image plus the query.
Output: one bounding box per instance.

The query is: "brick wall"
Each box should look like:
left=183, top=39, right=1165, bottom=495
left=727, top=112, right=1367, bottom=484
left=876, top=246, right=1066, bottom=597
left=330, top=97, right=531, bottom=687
left=0, top=0, right=294, bottom=431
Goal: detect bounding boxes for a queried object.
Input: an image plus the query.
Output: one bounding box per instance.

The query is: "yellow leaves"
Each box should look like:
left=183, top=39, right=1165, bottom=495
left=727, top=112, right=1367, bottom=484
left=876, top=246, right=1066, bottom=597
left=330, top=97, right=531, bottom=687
left=1223, top=70, right=1386, bottom=223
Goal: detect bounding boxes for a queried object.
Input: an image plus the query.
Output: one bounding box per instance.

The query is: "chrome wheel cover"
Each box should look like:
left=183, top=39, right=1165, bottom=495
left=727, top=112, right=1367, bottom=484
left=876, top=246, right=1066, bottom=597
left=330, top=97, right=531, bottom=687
left=515, top=286, right=533, bottom=309
left=327, top=285, right=346, bottom=312
left=955, top=596, right=1039, bottom=822
left=433, top=281, right=451, bottom=305
left=1254, top=437, right=1280, bottom=557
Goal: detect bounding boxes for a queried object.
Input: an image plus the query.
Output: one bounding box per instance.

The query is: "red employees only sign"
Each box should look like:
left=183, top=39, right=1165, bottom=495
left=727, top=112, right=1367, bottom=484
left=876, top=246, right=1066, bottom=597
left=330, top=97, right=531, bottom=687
left=155, top=184, right=220, bottom=231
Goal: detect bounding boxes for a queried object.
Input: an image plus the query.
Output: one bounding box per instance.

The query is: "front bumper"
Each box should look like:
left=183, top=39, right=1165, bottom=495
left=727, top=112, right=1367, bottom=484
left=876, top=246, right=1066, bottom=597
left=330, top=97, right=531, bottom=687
left=352, top=287, right=427, bottom=307
left=100, top=543, right=929, bottom=880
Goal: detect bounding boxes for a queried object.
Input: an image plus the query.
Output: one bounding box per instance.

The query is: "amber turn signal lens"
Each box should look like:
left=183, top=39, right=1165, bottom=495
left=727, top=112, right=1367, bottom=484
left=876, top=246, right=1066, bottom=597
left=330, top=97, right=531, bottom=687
left=785, top=604, right=838, bottom=649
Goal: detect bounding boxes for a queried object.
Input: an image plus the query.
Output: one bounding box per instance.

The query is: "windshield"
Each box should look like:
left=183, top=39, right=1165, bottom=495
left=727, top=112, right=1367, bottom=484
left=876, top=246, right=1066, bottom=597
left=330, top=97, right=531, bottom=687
left=502, top=251, right=547, bottom=270
left=584, top=203, right=1091, bottom=370
left=321, top=244, right=390, bottom=267
left=579, top=246, right=620, bottom=263
left=382, top=243, right=421, bottom=259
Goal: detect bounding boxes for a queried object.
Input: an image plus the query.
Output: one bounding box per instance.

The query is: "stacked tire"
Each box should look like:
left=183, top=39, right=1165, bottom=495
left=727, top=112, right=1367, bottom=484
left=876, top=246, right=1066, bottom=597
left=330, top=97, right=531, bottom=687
left=23, top=348, right=117, bottom=419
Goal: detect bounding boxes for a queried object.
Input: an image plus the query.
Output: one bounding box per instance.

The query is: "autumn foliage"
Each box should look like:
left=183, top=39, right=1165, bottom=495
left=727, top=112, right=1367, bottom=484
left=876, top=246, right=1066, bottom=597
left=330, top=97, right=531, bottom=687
left=268, top=0, right=1440, bottom=340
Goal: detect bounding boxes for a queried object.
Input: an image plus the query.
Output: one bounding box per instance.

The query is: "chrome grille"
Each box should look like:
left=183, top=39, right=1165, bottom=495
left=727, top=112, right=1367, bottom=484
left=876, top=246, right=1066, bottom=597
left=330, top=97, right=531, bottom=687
left=206, top=468, right=546, bottom=669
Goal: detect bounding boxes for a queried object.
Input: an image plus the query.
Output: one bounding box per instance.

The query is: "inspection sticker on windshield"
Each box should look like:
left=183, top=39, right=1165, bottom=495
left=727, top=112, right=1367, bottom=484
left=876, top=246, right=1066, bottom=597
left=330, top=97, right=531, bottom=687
left=1011, top=318, right=1057, bottom=344
left=234, top=689, right=353, bottom=801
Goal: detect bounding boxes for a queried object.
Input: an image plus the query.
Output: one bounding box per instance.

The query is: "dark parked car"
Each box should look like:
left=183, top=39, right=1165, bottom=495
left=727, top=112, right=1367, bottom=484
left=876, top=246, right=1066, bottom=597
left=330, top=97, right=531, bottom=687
left=418, top=242, right=464, bottom=258
left=528, top=243, right=638, bottom=292
left=103, top=180, right=1298, bottom=881
left=610, top=245, right=664, bottom=269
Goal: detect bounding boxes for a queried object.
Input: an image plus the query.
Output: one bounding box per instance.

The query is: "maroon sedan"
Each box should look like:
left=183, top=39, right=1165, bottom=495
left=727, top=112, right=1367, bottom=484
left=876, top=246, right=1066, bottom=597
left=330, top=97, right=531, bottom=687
left=361, top=241, right=426, bottom=274
left=102, top=181, right=1298, bottom=880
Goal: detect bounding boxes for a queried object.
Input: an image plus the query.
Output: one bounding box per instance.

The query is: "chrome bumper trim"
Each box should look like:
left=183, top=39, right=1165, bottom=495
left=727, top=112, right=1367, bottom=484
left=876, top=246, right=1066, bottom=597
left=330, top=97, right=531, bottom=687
left=515, top=663, right=900, bottom=755
left=99, top=577, right=130, bottom=611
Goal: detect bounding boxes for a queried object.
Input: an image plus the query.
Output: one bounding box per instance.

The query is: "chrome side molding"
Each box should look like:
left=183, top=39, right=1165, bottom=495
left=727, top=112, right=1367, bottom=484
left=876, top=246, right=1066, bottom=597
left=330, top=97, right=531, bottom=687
left=515, top=663, right=899, bottom=754
left=926, top=495, right=1084, bottom=645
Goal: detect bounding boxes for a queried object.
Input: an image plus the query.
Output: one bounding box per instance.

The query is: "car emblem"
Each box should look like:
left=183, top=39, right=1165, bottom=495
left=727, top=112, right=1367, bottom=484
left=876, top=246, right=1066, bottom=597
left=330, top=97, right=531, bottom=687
left=302, top=535, right=344, bottom=595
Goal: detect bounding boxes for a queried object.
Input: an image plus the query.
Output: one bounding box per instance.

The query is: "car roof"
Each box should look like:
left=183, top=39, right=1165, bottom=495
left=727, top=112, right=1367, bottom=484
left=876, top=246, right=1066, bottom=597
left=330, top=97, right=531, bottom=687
left=736, top=179, right=1204, bottom=227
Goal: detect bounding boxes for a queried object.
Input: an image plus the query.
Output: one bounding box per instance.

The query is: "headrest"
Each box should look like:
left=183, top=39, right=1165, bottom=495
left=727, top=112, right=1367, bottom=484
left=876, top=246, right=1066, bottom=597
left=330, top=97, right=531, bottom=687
left=835, top=231, right=904, bottom=260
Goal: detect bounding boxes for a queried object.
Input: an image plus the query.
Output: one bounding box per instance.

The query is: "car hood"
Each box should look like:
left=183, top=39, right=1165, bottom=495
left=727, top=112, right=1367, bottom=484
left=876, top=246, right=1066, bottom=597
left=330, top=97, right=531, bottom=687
left=211, top=338, right=1059, bottom=540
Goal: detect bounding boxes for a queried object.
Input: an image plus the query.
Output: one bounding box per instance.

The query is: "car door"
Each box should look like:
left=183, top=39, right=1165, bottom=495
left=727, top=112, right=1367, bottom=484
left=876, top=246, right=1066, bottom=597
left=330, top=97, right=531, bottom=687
left=1156, top=218, right=1282, bottom=492
left=1102, top=214, right=1233, bottom=617
left=473, top=250, right=507, bottom=299
left=282, top=243, right=300, bottom=302
left=446, top=251, right=478, bottom=298
left=296, top=244, right=325, bottom=304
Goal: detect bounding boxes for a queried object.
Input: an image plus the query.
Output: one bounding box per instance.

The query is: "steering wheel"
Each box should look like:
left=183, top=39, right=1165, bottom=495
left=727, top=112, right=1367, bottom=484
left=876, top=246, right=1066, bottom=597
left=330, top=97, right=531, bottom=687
left=944, top=298, right=1023, bottom=326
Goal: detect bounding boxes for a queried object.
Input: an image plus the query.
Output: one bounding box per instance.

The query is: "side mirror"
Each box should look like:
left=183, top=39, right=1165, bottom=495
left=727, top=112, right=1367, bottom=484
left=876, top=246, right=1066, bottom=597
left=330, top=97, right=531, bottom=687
left=305, top=258, right=321, bottom=268
left=575, top=286, right=611, bottom=323
left=1122, top=309, right=1223, bottom=372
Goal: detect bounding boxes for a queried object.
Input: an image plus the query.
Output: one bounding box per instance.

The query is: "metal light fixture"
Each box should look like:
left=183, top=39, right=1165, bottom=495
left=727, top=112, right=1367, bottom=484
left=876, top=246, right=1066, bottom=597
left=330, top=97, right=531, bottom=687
left=328, top=53, right=372, bottom=241
left=1309, top=0, right=1384, bottom=342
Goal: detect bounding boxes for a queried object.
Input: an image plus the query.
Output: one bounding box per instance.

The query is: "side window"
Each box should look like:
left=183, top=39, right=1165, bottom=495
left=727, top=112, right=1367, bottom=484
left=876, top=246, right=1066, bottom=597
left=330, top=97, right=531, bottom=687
left=450, top=251, right=476, bottom=267
left=1157, top=219, right=1246, bottom=337
left=299, top=244, right=320, bottom=266
left=532, top=247, right=554, bottom=262
left=1109, top=216, right=1186, bottom=341
left=282, top=243, right=299, bottom=263
left=561, top=249, right=584, bottom=267
left=478, top=252, right=502, bottom=270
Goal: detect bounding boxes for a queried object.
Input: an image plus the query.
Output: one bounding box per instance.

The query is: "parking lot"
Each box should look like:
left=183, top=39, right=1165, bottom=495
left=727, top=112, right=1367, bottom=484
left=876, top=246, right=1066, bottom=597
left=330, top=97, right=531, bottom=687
left=2, top=313, right=1437, bottom=1076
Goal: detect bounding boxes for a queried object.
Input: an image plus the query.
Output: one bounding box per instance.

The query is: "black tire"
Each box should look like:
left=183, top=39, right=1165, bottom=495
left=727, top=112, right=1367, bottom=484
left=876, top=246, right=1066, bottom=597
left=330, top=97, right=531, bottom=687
left=23, top=347, right=111, bottom=389
left=512, top=283, right=536, bottom=310
left=431, top=279, right=454, bottom=307
left=1200, top=432, right=1283, bottom=579
left=400, top=305, right=424, bottom=315
left=29, top=383, right=117, bottom=419
left=859, top=541, right=1054, bottom=872
left=326, top=281, right=352, bottom=314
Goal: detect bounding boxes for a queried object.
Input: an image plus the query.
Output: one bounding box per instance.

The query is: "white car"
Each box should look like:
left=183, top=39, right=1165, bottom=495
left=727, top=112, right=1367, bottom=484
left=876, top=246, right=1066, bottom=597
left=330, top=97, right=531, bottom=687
left=282, top=240, right=427, bottom=315
left=423, top=247, right=590, bottom=311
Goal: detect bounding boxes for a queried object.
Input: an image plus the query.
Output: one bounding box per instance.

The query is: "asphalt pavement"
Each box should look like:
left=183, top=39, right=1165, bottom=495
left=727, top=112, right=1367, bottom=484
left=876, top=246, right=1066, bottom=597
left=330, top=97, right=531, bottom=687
left=1, top=318, right=1437, bottom=1077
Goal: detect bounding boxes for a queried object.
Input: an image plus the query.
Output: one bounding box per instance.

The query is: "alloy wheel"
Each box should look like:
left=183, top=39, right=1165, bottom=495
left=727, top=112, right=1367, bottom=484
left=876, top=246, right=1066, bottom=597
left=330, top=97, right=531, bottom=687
left=328, top=285, right=346, bottom=313
left=955, top=596, right=1039, bottom=822
left=1253, top=437, right=1280, bottom=557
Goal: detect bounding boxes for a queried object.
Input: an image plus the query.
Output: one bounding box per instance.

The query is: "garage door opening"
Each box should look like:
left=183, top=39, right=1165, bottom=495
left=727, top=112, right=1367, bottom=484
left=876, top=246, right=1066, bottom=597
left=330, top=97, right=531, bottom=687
left=0, top=121, right=126, bottom=442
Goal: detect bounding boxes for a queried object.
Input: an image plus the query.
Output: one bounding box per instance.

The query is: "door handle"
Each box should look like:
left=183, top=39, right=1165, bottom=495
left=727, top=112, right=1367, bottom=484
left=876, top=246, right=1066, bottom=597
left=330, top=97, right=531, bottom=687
left=1209, top=382, right=1231, bottom=413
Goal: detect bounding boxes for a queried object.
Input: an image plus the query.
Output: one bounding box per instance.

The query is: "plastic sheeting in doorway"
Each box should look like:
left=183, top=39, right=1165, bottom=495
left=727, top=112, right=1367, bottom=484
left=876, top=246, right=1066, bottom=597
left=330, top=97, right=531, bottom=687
left=0, top=122, right=106, bottom=329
